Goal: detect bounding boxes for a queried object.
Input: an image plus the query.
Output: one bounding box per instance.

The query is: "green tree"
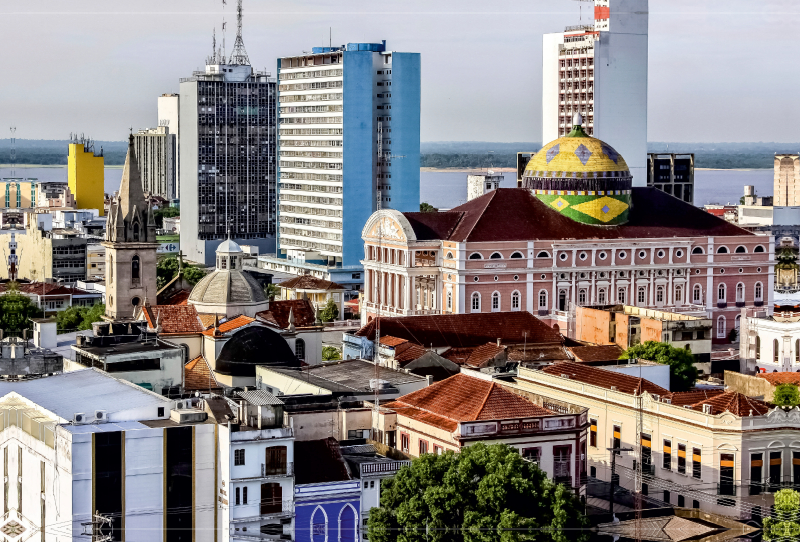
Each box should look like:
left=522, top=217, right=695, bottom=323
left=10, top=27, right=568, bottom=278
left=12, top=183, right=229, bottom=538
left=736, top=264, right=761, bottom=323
left=55, top=303, right=106, bottom=332
left=620, top=340, right=699, bottom=392
left=156, top=255, right=206, bottom=290
left=319, top=298, right=339, bottom=322
left=420, top=202, right=438, bottom=213
left=764, top=489, right=800, bottom=541
left=322, top=346, right=341, bottom=361
left=368, top=443, right=587, bottom=542
left=773, top=383, right=800, bottom=408
left=79, top=304, right=105, bottom=330
left=727, top=327, right=738, bottom=343
left=263, top=283, right=280, bottom=301
left=153, top=206, right=180, bottom=228
left=0, top=287, right=44, bottom=334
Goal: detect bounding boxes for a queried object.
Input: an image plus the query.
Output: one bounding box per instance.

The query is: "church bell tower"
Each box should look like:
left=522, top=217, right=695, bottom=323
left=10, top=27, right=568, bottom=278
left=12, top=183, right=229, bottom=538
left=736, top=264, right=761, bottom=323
left=102, top=135, right=159, bottom=320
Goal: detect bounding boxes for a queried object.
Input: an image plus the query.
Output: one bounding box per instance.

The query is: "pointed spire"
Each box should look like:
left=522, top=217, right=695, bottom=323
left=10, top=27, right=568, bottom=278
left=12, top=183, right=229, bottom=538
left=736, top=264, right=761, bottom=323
left=214, top=313, right=221, bottom=336
left=111, top=135, right=148, bottom=242
left=287, top=307, right=296, bottom=333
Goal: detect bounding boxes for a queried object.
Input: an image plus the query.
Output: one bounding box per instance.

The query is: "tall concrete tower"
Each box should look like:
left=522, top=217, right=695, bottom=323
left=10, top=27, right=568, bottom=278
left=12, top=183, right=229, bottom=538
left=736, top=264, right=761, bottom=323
left=542, top=0, right=648, bottom=186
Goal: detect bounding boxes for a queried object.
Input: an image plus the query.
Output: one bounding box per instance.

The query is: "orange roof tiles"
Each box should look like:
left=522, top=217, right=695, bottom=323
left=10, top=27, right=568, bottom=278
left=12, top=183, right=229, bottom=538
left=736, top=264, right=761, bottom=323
left=256, top=299, right=318, bottom=329
left=758, top=372, right=800, bottom=386
left=202, top=315, right=256, bottom=336
left=144, top=305, right=205, bottom=334
left=387, top=373, right=552, bottom=429
left=541, top=361, right=670, bottom=396
left=356, top=312, right=562, bottom=348
left=685, top=391, right=770, bottom=416
left=160, top=290, right=191, bottom=305
left=569, top=345, right=625, bottom=362
left=380, top=336, right=408, bottom=347
left=393, top=342, right=428, bottom=365
left=198, top=314, right=217, bottom=329
left=441, top=342, right=505, bottom=368
left=184, top=356, right=222, bottom=390
left=278, top=275, right=347, bottom=291
left=666, top=389, right=725, bottom=407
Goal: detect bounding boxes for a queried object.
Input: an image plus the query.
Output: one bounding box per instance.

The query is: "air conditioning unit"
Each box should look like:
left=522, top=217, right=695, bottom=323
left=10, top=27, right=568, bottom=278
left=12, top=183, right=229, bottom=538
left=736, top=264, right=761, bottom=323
left=95, top=410, right=108, bottom=423
left=73, top=413, right=88, bottom=424
left=176, top=401, right=185, bottom=409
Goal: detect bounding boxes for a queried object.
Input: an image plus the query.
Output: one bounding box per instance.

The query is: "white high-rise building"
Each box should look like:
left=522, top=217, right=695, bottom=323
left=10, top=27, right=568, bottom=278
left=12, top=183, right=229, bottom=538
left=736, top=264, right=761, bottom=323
left=542, top=0, right=648, bottom=185
left=158, top=93, right=180, bottom=199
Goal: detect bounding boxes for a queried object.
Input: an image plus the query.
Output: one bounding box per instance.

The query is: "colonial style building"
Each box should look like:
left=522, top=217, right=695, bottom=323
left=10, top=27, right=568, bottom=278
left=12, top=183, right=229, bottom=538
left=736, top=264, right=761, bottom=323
left=360, top=116, right=774, bottom=342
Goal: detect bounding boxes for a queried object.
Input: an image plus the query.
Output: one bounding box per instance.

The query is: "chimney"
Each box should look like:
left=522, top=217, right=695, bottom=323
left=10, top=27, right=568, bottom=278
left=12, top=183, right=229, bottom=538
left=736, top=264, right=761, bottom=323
left=497, top=338, right=501, bottom=347
left=426, top=375, right=434, bottom=386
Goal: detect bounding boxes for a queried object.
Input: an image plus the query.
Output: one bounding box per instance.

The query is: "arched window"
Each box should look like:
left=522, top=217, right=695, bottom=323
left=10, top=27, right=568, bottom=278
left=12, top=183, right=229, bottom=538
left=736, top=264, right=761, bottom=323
left=339, top=504, right=358, bottom=542
left=656, top=286, right=664, bottom=303
left=558, top=289, right=567, bottom=311
left=693, top=284, right=702, bottom=303
left=468, top=253, right=483, bottom=260
left=637, top=286, right=646, bottom=304
left=755, top=282, right=763, bottom=301
left=446, top=290, right=453, bottom=310
left=310, top=506, right=328, bottom=542
left=717, top=246, right=729, bottom=254
left=490, top=252, right=503, bottom=259
left=756, top=336, right=761, bottom=360
left=735, top=315, right=741, bottom=331
left=230, top=256, right=236, bottom=270
left=131, top=255, right=140, bottom=281
left=538, top=290, right=548, bottom=309
left=736, top=283, right=744, bottom=302
left=295, top=338, right=306, bottom=361
left=717, top=283, right=726, bottom=301
left=536, top=251, right=551, bottom=258
left=446, top=251, right=454, bottom=259
left=692, top=247, right=704, bottom=254
left=598, top=288, right=606, bottom=305
left=675, top=285, right=682, bottom=302
left=617, top=287, right=626, bottom=304
left=774, top=339, right=780, bottom=363
left=511, top=291, right=520, bottom=311
left=221, top=257, right=227, bottom=269
left=735, top=246, right=747, bottom=253
left=717, top=316, right=726, bottom=338
left=510, top=251, right=524, bottom=259
left=133, top=222, right=140, bottom=241
left=754, top=245, right=765, bottom=253
left=471, top=292, right=480, bottom=312
left=491, top=292, right=500, bottom=312
left=578, top=289, right=587, bottom=305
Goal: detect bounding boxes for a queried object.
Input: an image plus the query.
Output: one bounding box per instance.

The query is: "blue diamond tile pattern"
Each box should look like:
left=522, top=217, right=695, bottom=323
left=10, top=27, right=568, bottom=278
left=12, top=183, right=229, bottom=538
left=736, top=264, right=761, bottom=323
left=602, top=205, right=610, bottom=214
left=574, top=144, right=592, bottom=165
left=545, top=144, right=560, bottom=164
left=601, top=144, right=619, bottom=164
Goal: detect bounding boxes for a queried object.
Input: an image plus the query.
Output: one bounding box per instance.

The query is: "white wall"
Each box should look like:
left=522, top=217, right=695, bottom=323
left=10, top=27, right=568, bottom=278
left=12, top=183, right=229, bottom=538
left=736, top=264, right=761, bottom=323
left=541, top=32, right=565, bottom=145
left=125, top=428, right=165, bottom=542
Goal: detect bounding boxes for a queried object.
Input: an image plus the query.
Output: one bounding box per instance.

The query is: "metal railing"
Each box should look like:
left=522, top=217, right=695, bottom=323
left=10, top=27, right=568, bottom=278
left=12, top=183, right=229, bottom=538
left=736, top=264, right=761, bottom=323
left=361, top=460, right=411, bottom=475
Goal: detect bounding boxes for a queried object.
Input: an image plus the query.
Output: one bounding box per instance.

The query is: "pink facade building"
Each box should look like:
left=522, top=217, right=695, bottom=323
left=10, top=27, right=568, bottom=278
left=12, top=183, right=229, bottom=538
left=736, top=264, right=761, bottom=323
left=360, top=120, right=774, bottom=343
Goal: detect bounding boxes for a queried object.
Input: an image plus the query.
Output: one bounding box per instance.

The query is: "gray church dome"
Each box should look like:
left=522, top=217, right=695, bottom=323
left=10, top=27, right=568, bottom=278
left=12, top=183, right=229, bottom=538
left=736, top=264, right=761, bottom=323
left=188, top=239, right=268, bottom=317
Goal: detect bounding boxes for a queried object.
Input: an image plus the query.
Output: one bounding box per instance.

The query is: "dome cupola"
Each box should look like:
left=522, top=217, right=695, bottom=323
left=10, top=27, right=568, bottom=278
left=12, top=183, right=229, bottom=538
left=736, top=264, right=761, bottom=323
left=522, top=113, right=632, bottom=225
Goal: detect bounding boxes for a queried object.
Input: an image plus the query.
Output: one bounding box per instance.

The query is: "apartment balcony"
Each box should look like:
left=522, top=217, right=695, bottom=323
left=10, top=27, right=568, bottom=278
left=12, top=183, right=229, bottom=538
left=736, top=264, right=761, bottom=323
left=538, top=309, right=550, bottom=317
left=736, top=301, right=745, bottom=308
left=717, top=301, right=728, bottom=308
left=230, top=500, right=294, bottom=523
left=755, top=300, right=764, bottom=307
left=233, top=463, right=294, bottom=482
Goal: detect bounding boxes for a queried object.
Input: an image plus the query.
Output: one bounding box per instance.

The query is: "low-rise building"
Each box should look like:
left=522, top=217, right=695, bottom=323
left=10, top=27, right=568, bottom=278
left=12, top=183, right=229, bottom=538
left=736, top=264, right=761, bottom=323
left=725, top=370, right=800, bottom=402
left=739, top=305, right=800, bottom=373
left=277, top=275, right=348, bottom=321
left=505, top=360, right=800, bottom=519
left=375, top=372, right=589, bottom=493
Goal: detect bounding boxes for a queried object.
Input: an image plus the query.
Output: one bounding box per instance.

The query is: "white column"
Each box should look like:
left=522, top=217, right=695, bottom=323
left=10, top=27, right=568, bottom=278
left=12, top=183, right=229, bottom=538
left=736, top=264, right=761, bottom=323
left=668, top=270, right=673, bottom=306
left=552, top=273, right=558, bottom=312
left=365, top=269, right=372, bottom=303
left=591, top=271, right=596, bottom=305
left=648, top=273, right=655, bottom=306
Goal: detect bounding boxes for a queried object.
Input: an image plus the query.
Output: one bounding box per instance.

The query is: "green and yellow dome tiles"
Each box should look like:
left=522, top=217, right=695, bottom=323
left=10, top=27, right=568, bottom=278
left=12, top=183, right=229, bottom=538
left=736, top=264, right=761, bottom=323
left=522, top=113, right=632, bottom=225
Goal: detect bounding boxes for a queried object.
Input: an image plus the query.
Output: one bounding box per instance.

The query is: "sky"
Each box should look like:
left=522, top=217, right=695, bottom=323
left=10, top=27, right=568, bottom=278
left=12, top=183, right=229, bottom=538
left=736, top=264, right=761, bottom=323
left=1, top=0, right=798, bottom=143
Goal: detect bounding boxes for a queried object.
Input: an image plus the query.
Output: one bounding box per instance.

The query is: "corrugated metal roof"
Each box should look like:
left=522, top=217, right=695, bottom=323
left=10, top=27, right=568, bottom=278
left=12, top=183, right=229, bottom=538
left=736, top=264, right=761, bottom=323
left=0, top=368, right=170, bottom=422
left=237, top=389, right=284, bottom=406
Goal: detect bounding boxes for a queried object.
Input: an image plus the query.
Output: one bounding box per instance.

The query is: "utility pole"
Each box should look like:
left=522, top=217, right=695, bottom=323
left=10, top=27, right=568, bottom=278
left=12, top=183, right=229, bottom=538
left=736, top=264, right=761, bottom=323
left=607, top=446, right=633, bottom=517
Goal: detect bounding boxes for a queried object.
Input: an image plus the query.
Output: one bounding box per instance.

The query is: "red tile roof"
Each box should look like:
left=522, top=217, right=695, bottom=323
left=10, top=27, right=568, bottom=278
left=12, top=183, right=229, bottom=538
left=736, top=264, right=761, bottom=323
left=402, top=188, right=751, bottom=243
left=384, top=373, right=552, bottom=432
left=441, top=342, right=505, bottom=368
left=380, top=335, right=409, bottom=347
left=541, top=361, right=670, bottom=396
left=256, top=299, right=318, bottom=329
left=684, top=391, right=770, bottom=416
left=356, top=312, right=562, bottom=348
left=569, top=345, right=625, bottom=362
left=184, top=356, right=223, bottom=390
left=202, top=315, right=256, bottom=336
left=665, top=389, right=725, bottom=406
left=393, top=342, right=428, bottom=365
left=198, top=314, right=217, bottom=329
left=278, top=275, right=347, bottom=291
left=143, top=305, right=205, bottom=334
left=160, top=289, right=191, bottom=306
left=758, top=372, right=800, bottom=386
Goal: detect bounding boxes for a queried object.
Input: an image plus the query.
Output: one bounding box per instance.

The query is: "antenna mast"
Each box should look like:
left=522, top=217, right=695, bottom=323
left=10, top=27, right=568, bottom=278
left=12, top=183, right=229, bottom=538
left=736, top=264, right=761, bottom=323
left=228, top=0, right=250, bottom=65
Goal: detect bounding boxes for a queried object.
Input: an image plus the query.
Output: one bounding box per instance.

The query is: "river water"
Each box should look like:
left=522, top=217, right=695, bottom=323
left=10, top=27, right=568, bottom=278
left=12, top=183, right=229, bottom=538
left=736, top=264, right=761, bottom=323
left=0, top=166, right=772, bottom=210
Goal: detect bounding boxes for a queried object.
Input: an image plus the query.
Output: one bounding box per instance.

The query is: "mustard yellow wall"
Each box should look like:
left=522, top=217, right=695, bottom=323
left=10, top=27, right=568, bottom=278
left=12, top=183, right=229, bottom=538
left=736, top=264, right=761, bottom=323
left=0, top=182, right=35, bottom=208
left=68, top=144, right=105, bottom=215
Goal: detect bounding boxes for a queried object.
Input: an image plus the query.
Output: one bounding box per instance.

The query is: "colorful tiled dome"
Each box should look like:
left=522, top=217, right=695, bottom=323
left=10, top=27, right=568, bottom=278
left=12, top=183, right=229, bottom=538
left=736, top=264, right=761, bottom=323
left=522, top=114, right=632, bottom=225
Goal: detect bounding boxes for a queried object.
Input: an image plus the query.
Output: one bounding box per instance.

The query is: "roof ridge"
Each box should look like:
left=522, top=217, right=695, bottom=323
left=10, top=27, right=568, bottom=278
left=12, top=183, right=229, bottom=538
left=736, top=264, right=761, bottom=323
left=462, top=189, right=498, bottom=241
left=473, top=379, right=497, bottom=421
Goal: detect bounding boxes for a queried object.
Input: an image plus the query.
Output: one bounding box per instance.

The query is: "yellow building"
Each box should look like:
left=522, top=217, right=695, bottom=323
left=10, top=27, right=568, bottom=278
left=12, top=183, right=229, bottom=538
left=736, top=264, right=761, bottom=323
left=68, top=143, right=105, bottom=215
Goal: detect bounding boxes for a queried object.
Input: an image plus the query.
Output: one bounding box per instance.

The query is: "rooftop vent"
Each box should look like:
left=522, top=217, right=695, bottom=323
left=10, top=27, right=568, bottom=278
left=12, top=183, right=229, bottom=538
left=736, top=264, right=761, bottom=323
left=702, top=404, right=712, bottom=414
left=610, top=386, right=618, bottom=391
left=561, top=374, right=569, bottom=379
left=169, top=409, right=208, bottom=425
left=662, top=398, right=672, bottom=404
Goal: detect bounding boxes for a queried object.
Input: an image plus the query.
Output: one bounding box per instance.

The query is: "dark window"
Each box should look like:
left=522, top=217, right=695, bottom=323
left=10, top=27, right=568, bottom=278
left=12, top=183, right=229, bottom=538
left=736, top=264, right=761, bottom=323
left=469, top=253, right=482, bottom=260
left=770, top=451, right=782, bottom=489
left=641, top=433, right=652, bottom=472
left=260, top=482, right=283, bottom=514
left=692, top=448, right=702, bottom=479
left=794, top=451, right=800, bottom=483
left=265, top=446, right=287, bottom=475
left=511, top=252, right=524, bottom=259
left=243, top=486, right=248, bottom=504
left=235, top=487, right=240, bottom=505
left=589, top=419, right=597, bottom=447
left=419, top=440, right=428, bottom=454
left=157, top=407, right=165, bottom=417
left=295, top=339, right=305, bottom=361
left=677, top=495, right=685, bottom=507
left=692, top=500, right=699, bottom=509
left=94, top=432, right=123, bottom=541
left=663, top=439, right=672, bottom=470
left=522, top=447, right=541, bottom=464
left=750, top=453, right=763, bottom=495
left=133, top=223, right=139, bottom=241
left=104, top=358, right=160, bottom=372
left=612, top=425, right=621, bottom=454
left=692, top=247, right=703, bottom=254
left=678, top=444, right=686, bottom=474
left=554, top=445, right=572, bottom=485
left=234, top=449, right=245, bottom=466
left=664, top=490, right=670, bottom=503
left=165, top=426, right=193, bottom=541
left=720, top=454, right=735, bottom=496
left=132, top=256, right=140, bottom=280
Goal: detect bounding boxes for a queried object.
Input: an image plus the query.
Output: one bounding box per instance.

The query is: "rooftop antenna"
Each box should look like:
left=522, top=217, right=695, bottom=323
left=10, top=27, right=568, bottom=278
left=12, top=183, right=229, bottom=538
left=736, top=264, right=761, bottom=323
left=228, top=0, right=250, bottom=65
left=9, top=126, right=16, bottom=178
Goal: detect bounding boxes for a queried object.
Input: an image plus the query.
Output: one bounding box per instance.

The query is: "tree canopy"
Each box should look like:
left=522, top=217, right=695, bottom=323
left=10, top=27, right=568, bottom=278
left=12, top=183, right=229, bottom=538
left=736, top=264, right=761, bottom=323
left=420, top=202, right=438, bottom=213
left=773, top=383, right=800, bottom=408
left=153, top=206, right=180, bottom=228
left=764, top=489, right=800, bottom=541
left=367, top=443, right=588, bottom=542
left=620, top=341, right=699, bottom=392
left=55, top=304, right=105, bottom=332
left=156, top=255, right=206, bottom=290
left=0, top=288, right=43, bottom=333
left=319, top=298, right=339, bottom=322
left=322, top=346, right=340, bottom=361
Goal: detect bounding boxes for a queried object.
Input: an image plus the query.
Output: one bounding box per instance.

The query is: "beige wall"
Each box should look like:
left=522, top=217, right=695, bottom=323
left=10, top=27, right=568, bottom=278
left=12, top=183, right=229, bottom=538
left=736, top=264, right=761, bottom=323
left=0, top=224, right=53, bottom=281
left=724, top=371, right=775, bottom=401
left=575, top=306, right=614, bottom=345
